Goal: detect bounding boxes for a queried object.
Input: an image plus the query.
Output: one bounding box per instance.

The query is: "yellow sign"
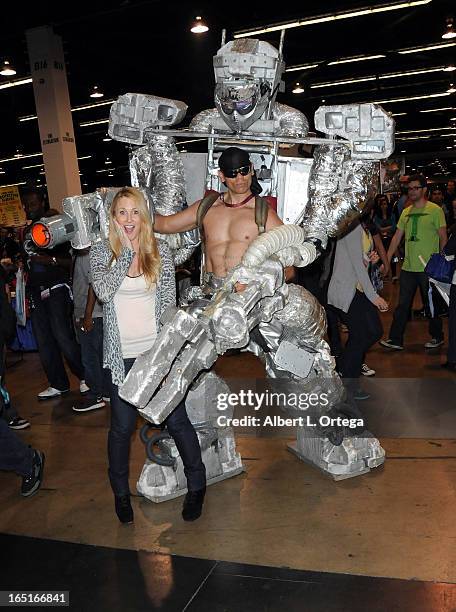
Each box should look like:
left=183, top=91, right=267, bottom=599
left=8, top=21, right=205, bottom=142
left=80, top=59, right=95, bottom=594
left=0, top=186, right=27, bottom=227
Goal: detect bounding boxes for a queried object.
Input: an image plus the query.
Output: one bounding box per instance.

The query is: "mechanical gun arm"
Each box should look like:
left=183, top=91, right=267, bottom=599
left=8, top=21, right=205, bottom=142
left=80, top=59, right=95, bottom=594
left=118, top=258, right=286, bottom=424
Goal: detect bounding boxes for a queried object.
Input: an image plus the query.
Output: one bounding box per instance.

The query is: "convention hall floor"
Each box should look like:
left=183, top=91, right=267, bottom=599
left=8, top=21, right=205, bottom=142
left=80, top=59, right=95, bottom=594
left=1, top=281, right=456, bottom=611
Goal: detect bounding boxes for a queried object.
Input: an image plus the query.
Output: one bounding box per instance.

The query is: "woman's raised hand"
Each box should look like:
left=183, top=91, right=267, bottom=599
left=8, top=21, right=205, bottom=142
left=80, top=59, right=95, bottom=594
left=113, top=220, right=133, bottom=252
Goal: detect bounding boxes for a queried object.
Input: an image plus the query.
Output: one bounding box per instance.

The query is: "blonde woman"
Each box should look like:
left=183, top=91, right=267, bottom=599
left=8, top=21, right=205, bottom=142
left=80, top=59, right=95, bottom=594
left=90, top=187, right=206, bottom=524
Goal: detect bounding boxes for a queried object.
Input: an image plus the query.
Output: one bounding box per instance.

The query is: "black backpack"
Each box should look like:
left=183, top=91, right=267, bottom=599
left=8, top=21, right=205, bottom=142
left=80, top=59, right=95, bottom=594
left=196, top=192, right=269, bottom=237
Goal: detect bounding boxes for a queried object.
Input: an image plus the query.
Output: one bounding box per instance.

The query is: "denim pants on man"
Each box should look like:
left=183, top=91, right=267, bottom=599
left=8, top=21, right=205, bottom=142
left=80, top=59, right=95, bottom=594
left=108, top=358, right=206, bottom=497
left=76, top=317, right=108, bottom=398
left=448, top=284, right=456, bottom=363
left=31, top=286, right=84, bottom=391
left=388, top=270, right=443, bottom=345
left=0, top=418, right=33, bottom=476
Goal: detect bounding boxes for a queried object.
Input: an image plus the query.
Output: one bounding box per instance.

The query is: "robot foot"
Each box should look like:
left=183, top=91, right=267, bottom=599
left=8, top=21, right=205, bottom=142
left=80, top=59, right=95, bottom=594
left=288, top=432, right=385, bottom=481
left=137, top=426, right=244, bottom=502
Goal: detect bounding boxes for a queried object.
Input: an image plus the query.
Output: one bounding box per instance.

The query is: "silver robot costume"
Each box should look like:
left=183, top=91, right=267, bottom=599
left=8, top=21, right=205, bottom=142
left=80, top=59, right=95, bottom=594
left=31, top=35, right=394, bottom=501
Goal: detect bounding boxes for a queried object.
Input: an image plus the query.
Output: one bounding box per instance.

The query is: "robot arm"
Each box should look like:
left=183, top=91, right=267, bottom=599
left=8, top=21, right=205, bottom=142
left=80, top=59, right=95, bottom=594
left=118, top=258, right=287, bottom=424
left=29, top=188, right=122, bottom=251
left=303, top=103, right=394, bottom=248
left=110, top=93, right=199, bottom=265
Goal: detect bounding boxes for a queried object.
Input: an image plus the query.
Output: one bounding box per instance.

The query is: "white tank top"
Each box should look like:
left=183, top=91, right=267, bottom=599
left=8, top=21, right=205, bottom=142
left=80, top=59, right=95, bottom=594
left=113, top=275, right=157, bottom=358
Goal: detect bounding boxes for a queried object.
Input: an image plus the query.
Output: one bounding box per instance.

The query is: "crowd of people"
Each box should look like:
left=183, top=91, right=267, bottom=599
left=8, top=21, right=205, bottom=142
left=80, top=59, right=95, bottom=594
left=1, top=167, right=455, bottom=524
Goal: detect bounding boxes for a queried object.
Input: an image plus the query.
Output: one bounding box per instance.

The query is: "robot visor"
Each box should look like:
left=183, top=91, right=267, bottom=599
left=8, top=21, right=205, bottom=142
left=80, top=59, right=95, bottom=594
left=215, top=82, right=258, bottom=116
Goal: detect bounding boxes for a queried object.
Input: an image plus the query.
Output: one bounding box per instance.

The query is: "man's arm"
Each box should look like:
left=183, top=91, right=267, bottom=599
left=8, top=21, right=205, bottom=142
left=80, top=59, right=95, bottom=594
left=386, top=228, right=404, bottom=262
left=438, top=226, right=448, bottom=251
left=373, top=233, right=390, bottom=276
left=153, top=201, right=199, bottom=234
left=81, top=285, right=97, bottom=332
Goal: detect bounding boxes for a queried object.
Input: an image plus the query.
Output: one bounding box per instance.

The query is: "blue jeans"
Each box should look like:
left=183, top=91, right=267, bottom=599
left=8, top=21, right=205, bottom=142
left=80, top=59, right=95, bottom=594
left=389, top=270, right=443, bottom=345
left=448, top=284, right=456, bottom=363
left=76, top=317, right=108, bottom=398
left=0, top=417, right=33, bottom=476
left=107, top=358, right=206, bottom=497
left=31, top=286, right=84, bottom=390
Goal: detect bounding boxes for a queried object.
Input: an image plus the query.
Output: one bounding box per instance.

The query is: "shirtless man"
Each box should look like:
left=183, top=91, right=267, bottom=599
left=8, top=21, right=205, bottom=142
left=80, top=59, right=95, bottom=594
left=153, top=147, right=294, bottom=285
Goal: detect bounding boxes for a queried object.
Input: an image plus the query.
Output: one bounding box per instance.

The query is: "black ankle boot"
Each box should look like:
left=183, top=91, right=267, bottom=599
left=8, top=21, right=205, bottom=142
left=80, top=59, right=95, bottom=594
left=182, top=487, right=206, bottom=521
left=115, top=494, right=134, bottom=524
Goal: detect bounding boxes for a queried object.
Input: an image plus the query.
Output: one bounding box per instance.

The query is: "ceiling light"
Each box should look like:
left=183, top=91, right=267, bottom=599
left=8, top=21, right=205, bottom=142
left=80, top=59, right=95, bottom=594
left=0, top=60, right=16, bottom=76
left=379, top=66, right=447, bottom=79
left=328, top=54, right=386, bottom=66
left=391, top=112, right=408, bottom=116
left=102, top=136, right=111, bottom=141
left=448, top=83, right=456, bottom=93
left=79, top=119, right=110, bottom=127
left=89, top=85, right=104, bottom=99
left=285, top=43, right=454, bottom=79
left=234, top=0, right=432, bottom=38
left=0, top=152, right=42, bottom=163
left=0, top=182, right=26, bottom=187
left=401, top=150, right=407, bottom=152
left=444, top=65, right=456, bottom=72
left=311, top=66, right=449, bottom=90
left=398, top=41, right=456, bottom=54
left=397, top=133, right=456, bottom=140
left=77, top=155, right=92, bottom=160
left=372, top=91, right=451, bottom=104
left=286, top=63, right=320, bottom=72
left=22, top=163, right=44, bottom=170
left=18, top=113, right=36, bottom=121
left=419, top=107, right=454, bottom=112
left=442, top=17, right=456, bottom=40
left=190, top=16, right=209, bottom=33
left=311, top=76, right=376, bottom=89
left=18, top=99, right=114, bottom=122
left=72, top=100, right=113, bottom=111
left=0, top=77, right=32, bottom=90
left=397, top=127, right=456, bottom=134
left=292, top=82, right=304, bottom=94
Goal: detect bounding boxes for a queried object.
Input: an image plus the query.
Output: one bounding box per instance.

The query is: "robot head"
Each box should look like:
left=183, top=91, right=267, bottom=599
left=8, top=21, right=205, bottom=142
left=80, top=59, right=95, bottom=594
left=213, top=39, right=285, bottom=133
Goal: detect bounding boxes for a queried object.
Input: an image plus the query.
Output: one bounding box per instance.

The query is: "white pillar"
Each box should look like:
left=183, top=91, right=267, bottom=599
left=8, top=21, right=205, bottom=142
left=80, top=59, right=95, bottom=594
left=26, top=25, right=81, bottom=210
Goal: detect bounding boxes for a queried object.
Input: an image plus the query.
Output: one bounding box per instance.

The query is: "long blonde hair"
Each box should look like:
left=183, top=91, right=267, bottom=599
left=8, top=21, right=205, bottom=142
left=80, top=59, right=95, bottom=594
left=108, top=187, right=160, bottom=287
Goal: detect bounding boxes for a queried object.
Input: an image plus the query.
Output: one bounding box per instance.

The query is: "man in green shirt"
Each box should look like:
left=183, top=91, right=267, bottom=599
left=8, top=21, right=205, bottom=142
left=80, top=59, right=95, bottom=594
left=380, top=174, right=447, bottom=350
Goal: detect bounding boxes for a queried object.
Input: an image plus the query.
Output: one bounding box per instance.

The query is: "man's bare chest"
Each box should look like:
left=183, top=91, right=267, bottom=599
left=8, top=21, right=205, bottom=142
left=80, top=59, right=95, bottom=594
left=204, top=204, right=259, bottom=244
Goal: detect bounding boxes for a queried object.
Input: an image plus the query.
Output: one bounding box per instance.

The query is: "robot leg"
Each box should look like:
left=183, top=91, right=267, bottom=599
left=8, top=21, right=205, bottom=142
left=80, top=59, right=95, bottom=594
left=258, top=284, right=385, bottom=479
left=136, top=371, right=244, bottom=502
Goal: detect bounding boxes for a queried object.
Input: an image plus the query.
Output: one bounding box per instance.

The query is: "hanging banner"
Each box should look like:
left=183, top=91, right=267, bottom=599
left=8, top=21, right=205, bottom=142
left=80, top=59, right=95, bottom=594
left=0, top=186, right=27, bottom=227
